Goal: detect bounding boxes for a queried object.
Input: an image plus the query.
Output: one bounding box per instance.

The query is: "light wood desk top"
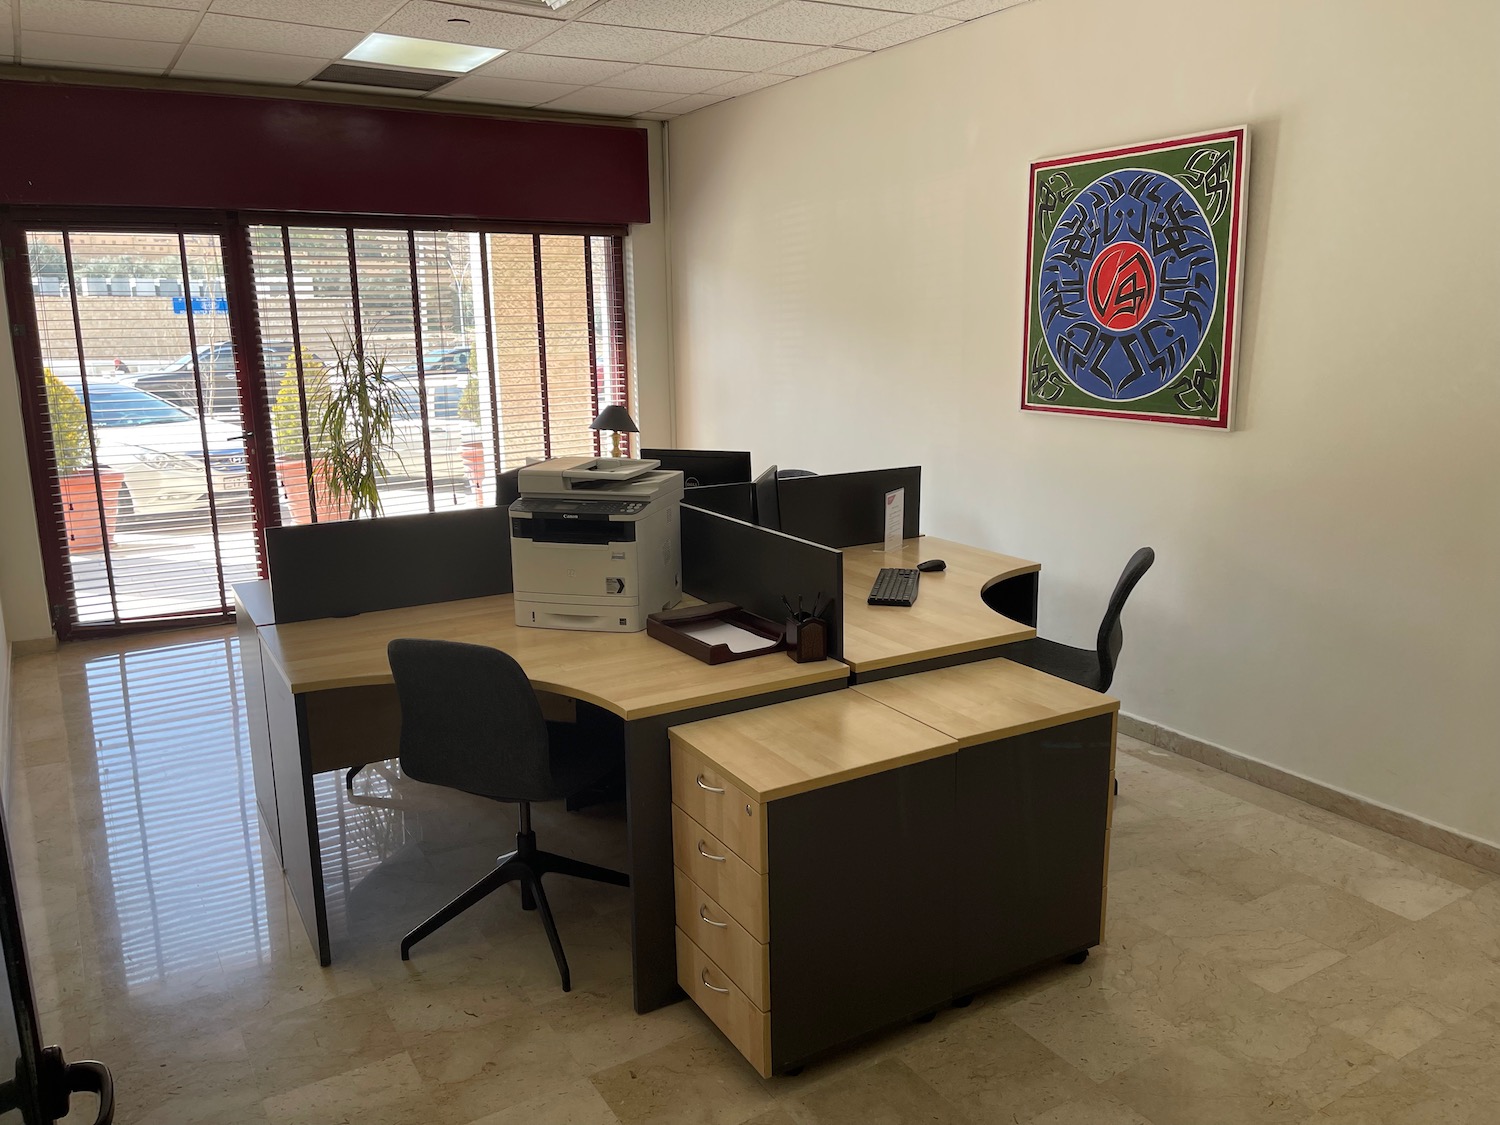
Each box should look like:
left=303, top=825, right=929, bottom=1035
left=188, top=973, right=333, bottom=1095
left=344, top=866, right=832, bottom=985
left=839, top=537, right=1039, bottom=673
left=255, top=592, right=848, bottom=721
left=669, top=690, right=956, bottom=802
left=854, top=658, right=1118, bottom=750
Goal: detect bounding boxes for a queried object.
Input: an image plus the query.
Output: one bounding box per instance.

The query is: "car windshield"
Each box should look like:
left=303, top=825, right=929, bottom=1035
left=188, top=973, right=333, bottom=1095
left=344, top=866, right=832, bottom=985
left=70, top=381, right=195, bottom=427
left=162, top=347, right=208, bottom=373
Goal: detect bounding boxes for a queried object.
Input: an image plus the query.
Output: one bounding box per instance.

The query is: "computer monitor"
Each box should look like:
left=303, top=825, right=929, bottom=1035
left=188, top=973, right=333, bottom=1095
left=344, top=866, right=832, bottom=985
left=753, top=465, right=780, bottom=531
left=640, top=448, right=752, bottom=489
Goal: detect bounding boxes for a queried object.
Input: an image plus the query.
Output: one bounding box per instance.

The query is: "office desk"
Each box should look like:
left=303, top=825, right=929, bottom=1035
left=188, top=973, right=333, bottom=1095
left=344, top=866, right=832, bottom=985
left=839, top=537, right=1040, bottom=681
left=236, top=583, right=847, bottom=1013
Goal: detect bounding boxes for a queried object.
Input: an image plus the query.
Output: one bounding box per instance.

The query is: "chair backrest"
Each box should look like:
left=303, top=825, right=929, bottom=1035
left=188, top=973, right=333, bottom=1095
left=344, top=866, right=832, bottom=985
left=1095, top=547, right=1155, bottom=692
left=386, top=638, right=556, bottom=802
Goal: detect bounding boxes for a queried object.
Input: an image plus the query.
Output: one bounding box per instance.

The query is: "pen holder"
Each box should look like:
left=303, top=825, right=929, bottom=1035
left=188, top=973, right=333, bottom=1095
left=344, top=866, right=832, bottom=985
left=784, top=615, right=828, bottom=664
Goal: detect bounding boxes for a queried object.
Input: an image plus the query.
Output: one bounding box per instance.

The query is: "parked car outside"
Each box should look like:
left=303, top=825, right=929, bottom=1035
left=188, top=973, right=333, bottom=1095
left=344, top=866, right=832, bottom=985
left=57, top=376, right=247, bottom=519
left=121, top=340, right=300, bottom=421
left=386, top=374, right=478, bottom=482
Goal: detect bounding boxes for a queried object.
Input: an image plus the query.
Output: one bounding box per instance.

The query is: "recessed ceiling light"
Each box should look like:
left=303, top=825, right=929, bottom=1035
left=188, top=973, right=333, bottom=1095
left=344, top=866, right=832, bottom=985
left=343, top=32, right=504, bottom=74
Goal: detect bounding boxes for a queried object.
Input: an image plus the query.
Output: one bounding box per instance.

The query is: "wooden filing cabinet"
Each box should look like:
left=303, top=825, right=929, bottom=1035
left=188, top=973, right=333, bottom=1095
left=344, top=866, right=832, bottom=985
left=668, top=662, right=1118, bottom=1078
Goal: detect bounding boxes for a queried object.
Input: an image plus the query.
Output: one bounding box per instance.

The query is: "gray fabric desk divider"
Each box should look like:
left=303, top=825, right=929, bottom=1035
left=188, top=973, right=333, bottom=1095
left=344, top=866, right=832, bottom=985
left=266, top=505, right=515, bottom=624
left=777, top=466, right=921, bottom=549
left=680, top=505, right=843, bottom=658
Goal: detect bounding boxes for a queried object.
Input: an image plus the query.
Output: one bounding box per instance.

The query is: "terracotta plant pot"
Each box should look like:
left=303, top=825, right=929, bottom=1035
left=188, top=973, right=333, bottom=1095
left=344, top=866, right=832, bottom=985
left=461, top=441, right=488, bottom=506
left=59, top=469, right=125, bottom=553
left=276, top=455, right=351, bottom=525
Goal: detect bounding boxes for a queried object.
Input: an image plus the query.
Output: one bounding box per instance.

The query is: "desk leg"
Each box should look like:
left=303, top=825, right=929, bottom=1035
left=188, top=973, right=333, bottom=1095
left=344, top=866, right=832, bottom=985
left=264, top=668, right=332, bottom=965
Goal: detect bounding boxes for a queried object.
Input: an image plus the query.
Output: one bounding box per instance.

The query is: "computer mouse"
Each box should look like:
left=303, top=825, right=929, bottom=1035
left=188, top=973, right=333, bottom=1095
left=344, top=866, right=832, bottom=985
left=917, top=559, right=946, bottom=573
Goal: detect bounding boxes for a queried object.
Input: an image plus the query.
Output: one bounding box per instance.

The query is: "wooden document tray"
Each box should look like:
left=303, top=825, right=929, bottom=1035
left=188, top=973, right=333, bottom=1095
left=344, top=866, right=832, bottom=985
left=647, top=602, right=787, bottom=664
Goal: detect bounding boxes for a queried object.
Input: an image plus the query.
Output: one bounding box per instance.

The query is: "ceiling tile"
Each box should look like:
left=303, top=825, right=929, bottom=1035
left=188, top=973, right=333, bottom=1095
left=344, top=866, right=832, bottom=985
left=430, top=72, right=577, bottom=105
left=720, top=1, right=902, bottom=46
left=704, top=70, right=788, bottom=95
left=931, top=0, right=1028, bottom=17
left=841, top=13, right=957, bottom=49
left=19, top=0, right=199, bottom=42
left=173, top=43, right=329, bottom=81
left=525, top=20, right=696, bottom=62
left=768, top=45, right=864, bottom=75
left=653, top=33, right=808, bottom=71
left=474, top=51, right=630, bottom=83
left=812, top=0, right=949, bottom=11
left=646, top=91, right=728, bottom=115
left=20, top=29, right=178, bottom=66
left=207, top=0, right=402, bottom=30
left=192, top=14, right=363, bottom=56
left=538, top=85, right=673, bottom=115
left=600, top=62, right=739, bottom=93
left=379, top=1, right=558, bottom=50
left=580, top=0, right=778, bottom=35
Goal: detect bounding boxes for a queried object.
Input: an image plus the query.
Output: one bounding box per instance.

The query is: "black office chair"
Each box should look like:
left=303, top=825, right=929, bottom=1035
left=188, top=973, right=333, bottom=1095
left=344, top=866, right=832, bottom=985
left=996, top=548, right=1155, bottom=692
left=386, top=638, right=628, bottom=990
left=776, top=469, right=816, bottom=479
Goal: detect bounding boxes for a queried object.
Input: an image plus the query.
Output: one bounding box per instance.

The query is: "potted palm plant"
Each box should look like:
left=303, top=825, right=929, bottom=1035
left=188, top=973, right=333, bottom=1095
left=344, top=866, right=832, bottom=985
left=456, top=363, right=489, bottom=504
left=45, top=369, right=125, bottom=552
left=316, top=335, right=402, bottom=520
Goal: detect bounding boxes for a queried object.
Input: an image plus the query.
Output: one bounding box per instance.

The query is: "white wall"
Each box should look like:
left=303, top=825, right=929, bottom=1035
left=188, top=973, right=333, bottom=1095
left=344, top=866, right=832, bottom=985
left=666, top=0, right=1500, bottom=844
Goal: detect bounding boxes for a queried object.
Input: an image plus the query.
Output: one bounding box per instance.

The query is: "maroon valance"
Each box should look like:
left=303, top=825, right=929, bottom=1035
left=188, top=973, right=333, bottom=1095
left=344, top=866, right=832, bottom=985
left=0, top=80, right=649, bottom=225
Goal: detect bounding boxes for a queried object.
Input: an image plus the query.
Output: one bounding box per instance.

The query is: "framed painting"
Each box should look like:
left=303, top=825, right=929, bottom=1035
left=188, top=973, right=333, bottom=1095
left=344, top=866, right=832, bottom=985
left=1022, top=127, right=1249, bottom=428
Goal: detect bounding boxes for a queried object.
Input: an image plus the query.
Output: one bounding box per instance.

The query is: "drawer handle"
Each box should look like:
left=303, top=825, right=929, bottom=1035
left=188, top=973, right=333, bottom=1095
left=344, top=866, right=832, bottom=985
left=695, top=775, right=726, bottom=794
left=699, top=906, right=728, bottom=928
left=701, top=971, right=730, bottom=995
left=697, top=841, right=726, bottom=862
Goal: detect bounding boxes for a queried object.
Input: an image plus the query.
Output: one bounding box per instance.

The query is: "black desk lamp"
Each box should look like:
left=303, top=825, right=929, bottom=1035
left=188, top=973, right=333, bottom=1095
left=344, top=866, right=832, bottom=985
left=590, top=404, right=638, bottom=458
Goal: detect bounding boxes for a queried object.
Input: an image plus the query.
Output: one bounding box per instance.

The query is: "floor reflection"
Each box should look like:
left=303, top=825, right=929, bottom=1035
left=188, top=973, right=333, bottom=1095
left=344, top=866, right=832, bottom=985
left=84, top=636, right=271, bottom=988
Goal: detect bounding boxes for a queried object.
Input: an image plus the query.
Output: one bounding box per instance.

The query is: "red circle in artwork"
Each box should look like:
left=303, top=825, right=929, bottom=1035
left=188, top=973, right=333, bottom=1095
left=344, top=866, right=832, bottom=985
left=1087, top=241, right=1157, bottom=331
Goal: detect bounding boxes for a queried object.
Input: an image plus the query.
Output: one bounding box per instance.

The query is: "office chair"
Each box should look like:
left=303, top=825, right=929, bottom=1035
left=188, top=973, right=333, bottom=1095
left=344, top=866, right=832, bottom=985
left=996, top=548, right=1155, bottom=693
left=776, top=469, right=816, bottom=479
left=386, top=638, right=629, bottom=990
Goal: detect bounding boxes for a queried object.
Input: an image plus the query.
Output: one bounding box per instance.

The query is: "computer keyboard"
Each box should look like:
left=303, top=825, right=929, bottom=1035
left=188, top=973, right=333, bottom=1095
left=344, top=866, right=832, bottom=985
left=867, top=567, right=920, bottom=607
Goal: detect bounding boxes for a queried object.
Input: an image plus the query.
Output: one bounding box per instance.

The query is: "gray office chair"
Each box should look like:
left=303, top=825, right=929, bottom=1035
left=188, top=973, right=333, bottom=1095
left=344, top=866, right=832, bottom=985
left=996, top=548, right=1155, bottom=692
left=776, top=469, right=816, bottom=479
left=386, top=638, right=628, bottom=990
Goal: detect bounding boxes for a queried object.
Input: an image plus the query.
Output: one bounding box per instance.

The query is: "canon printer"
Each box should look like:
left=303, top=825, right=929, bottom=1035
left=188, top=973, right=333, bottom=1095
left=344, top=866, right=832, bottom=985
left=510, top=457, right=685, bottom=632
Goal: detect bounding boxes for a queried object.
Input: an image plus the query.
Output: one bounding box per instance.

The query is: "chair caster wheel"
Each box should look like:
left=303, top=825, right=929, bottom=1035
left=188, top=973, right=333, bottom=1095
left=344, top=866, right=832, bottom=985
left=1065, top=949, right=1089, bottom=965
left=914, top=1011, right=936, bottom=1024
left=952, top=993, right=975, bottom=1008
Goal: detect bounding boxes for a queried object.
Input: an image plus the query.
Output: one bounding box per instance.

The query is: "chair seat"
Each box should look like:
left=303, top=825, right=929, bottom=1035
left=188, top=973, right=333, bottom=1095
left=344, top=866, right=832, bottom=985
left=1002, top=638, right=1105, bottom=692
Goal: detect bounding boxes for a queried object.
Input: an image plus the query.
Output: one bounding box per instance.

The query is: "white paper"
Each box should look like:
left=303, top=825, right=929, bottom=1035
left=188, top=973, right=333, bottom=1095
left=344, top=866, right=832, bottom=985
left=679, top=620, right=777, bottom=654
left=884, top=487, right=905, bottom=552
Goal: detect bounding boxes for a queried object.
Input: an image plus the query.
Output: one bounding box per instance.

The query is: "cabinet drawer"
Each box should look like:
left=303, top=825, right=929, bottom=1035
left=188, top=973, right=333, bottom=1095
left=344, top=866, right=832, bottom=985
left=677, top=928, right=771, bottom=1078
left=672, top=806, right=769, bottom=941
left=674, top=868, right=770, bottom=1010
left=670, top=743, right=768, bottom=872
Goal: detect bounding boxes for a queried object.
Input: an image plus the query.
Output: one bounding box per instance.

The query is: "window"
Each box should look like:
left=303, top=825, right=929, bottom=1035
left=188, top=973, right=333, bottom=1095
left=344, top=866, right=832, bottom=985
left=247, top=224, right=629, bottom=523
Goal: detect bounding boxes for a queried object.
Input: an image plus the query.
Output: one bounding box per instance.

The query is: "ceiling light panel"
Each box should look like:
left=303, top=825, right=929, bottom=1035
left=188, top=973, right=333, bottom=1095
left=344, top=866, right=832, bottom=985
left=345, top=32, right=506, bottom=72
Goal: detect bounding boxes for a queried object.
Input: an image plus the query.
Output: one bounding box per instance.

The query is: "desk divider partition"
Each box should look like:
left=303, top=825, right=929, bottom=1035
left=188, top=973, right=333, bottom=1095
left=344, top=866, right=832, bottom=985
left=681, top=505, right=844, bottom=658
left=265, top=506, right=515, bottom=624
left=777, top=467, right=922, bottom=549
left=681, top=482, right=755, bottom=523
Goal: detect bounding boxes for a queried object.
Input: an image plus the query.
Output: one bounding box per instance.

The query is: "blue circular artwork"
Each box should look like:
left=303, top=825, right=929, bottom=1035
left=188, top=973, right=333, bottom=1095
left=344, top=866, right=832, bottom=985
left=1038, top=168, right=1217, bottom=402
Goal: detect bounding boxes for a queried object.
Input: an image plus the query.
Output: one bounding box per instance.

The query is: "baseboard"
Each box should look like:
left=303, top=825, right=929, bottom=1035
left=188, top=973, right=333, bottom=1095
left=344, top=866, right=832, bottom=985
left=1119, top=713, right=1500, bottom=877
left=11, top=637, right=57, bottom=656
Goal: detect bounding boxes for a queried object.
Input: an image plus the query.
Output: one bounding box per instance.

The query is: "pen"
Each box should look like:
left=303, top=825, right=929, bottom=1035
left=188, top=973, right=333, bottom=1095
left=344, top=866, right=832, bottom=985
left=782, top=595, right=795, bottom=618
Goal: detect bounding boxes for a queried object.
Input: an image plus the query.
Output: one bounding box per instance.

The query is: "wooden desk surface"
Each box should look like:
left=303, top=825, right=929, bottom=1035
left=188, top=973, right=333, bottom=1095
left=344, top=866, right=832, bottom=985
left=669, top=690, right=956, bottom=802
left=256, top=593, right=847, bottom=721
left=854, top=658, right=1118, bottom=749
left=839, top=537, right=1039, bottom=673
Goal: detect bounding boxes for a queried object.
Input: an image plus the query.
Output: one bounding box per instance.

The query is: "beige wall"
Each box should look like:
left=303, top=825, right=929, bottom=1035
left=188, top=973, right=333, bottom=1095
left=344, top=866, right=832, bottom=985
left=0, top=264, right=51, bottom=642
left=666, top=0, right=1500, bottom=844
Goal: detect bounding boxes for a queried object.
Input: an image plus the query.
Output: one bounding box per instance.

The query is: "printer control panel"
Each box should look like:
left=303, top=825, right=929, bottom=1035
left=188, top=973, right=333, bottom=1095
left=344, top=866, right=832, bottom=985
left=511, top=497, right=646, bottom=516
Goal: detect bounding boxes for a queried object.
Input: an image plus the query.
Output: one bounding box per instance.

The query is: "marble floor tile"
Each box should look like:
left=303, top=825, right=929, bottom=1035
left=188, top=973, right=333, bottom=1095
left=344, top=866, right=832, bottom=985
left=589, top=1030, right=777, bottom=1125
left=7, top=630, right=1500, bottom=1125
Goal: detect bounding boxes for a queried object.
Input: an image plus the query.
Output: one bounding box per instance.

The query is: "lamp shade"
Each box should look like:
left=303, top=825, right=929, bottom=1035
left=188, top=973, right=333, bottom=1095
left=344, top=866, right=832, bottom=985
left=590, top=404, right=638, bottom=433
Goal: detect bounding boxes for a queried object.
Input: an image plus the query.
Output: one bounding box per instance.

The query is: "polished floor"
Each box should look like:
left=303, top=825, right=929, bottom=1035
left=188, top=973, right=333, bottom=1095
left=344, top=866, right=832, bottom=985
left=8, top=628, right=1499, bottom=1124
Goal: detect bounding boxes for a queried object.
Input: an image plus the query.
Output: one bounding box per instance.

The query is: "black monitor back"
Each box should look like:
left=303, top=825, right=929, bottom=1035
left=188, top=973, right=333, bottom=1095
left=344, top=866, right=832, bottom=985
left=641, top=448, right=752, bottom=488
left=266, top=506, right=513, bottom=623
left=777, top=466, right=921, bottom=549
left=753, top=465, right=780, bottom=531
